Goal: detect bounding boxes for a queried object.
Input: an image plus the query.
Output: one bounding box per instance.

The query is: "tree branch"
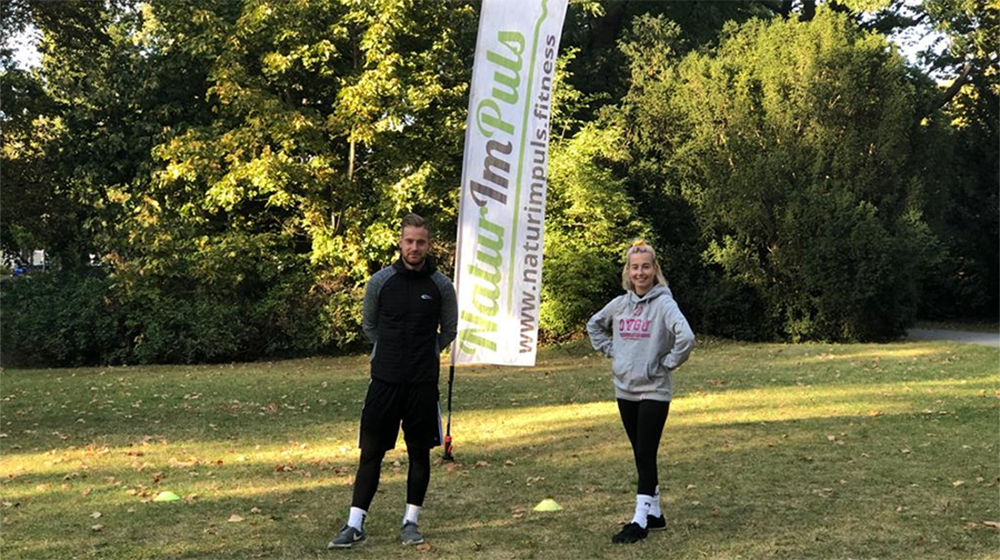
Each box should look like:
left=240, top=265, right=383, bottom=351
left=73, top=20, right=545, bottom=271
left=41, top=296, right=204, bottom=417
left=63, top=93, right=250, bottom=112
left=926, top=60, right=975, bottom=116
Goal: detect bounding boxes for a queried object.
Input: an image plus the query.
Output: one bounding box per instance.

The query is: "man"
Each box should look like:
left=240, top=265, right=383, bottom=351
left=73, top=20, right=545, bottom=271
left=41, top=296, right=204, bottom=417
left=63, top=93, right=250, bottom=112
left=328, top=213, right=458, bottom=548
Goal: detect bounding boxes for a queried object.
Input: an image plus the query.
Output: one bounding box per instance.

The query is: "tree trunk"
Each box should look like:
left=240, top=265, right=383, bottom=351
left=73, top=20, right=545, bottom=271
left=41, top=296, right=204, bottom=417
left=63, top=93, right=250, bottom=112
left=801, top=0, right=816, bottom=21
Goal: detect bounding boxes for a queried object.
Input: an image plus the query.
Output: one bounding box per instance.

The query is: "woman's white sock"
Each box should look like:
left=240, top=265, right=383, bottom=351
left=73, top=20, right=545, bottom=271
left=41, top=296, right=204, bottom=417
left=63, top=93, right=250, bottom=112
left=649, top=485, right=662, bottom=518
left=631, top=494, right=654, bottom=527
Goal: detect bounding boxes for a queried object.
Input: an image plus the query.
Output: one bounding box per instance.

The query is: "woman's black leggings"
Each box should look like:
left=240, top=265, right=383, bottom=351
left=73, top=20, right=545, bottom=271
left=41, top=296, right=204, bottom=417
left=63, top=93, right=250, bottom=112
left=351, top=444, right=432, bottom=511
left=617, top=398, right=670, bottom=496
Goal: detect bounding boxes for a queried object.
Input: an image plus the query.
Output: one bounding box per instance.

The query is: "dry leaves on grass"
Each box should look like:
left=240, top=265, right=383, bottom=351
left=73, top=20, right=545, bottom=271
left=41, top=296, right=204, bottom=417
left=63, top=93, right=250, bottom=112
left=228, top=514, right=244, bottom=523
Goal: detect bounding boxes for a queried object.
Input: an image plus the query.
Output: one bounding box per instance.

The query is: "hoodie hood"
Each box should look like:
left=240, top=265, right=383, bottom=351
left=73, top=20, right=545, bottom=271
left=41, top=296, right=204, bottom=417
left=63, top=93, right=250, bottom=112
left=627, top=284, right=671, bottom=305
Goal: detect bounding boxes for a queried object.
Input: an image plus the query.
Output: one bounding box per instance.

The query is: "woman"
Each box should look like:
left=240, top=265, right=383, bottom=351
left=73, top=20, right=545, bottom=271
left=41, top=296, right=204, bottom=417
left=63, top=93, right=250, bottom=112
left=586, top=239, right=696, bottom=544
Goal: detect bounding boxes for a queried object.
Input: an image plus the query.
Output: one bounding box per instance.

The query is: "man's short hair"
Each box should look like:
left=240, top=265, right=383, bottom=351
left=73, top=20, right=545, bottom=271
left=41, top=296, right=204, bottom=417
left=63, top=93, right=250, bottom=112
left=401, top=213, right=431, bottom=236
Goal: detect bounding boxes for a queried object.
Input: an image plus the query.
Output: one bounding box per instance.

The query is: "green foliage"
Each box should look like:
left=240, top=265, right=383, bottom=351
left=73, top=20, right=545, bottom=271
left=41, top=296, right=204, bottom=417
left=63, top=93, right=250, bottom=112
left=540, top=124, right=650, bottom=338
left=918, top=78, right=999, bottom=319
left=619, top=10, right=945, bottom=341
left=0, top=271, right=119, bottom=367
left=3, top=0, right=477, bottom=365
left=3, top=1, right=996, bottom=363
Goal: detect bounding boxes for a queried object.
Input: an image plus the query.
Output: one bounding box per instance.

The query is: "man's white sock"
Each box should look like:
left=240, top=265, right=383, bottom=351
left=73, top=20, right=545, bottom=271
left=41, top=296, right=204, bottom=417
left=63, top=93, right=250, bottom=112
left=649, top=485, right=662, bottom=518
left=403, top=504, right=421, bottom=526
left=347, top=507, right=366, bottom=530
left=631, top=494, right=654, bottom=528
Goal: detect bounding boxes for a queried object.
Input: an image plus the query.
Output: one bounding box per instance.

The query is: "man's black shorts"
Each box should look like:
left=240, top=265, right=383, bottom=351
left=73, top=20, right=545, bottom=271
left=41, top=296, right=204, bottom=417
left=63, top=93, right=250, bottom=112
left=358, top=379, right=442, bottom=452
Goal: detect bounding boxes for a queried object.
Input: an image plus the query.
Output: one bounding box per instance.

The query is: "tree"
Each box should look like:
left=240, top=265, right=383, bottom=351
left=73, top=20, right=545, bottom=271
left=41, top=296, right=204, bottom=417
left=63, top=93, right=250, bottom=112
left=3, top=0, right=485, bottom=364
left=621, top=10, right=944, bottom=340
left=1, top=0, right=60, bottom=262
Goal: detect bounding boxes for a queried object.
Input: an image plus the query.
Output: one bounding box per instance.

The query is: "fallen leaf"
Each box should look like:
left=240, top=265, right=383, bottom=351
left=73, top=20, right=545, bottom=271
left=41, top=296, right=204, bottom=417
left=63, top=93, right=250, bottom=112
left=250, top=507, right=261, bottom=514
left=686, top=484, right=697, bottom=490
left=228, top=514, right=244, bottom=523
left=504, top=460, right=516, bottom=466
left=827, top=435, right=836, bottom=441
left=415, top=542, right=433, bottom=552
left=90, top=511, right=102, bottom=519
left=984, top=521, right=1000, bottom=530
left=475, top=461, right=489, bottom=468
left=953, top=480, right=965, bottom=487
left=91, top=524, right=103, bottom=532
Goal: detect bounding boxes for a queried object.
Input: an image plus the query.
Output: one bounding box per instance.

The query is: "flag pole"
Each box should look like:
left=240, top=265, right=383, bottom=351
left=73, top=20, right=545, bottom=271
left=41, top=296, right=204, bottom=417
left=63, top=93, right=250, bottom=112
left=443, top=353, right=456, bottom=461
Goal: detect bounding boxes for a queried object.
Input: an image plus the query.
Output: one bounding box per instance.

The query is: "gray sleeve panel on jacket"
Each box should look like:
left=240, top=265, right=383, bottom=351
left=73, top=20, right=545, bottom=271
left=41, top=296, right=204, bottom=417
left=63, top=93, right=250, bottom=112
left=660, top=299, right=696, bottom=370
left=586, top=296, right=621, bottom=358
left=362, top=267, right=396, bottom=345
left=432, top=271, right=458, bottom=353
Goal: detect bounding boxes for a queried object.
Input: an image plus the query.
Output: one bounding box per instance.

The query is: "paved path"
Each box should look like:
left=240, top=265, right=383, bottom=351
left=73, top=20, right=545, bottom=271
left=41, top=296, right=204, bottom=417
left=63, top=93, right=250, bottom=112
left=906, top=328, right=1000, bottom=348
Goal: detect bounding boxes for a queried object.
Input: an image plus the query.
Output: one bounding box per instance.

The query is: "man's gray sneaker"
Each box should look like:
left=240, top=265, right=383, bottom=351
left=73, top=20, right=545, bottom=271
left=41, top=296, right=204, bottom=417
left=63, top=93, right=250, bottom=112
left=401, top=521, right=425, bottom=545
left=328, top=524, right=365, bottom=548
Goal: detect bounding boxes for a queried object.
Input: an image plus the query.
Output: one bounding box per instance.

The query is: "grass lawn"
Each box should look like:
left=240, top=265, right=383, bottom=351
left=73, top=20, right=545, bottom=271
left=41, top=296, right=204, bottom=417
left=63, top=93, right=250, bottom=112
left=1, top=338, right=998, bottom=559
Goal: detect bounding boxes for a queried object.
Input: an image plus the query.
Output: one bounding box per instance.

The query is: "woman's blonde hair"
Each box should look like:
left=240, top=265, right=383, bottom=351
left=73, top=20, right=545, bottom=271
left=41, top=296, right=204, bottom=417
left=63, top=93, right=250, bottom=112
left=621, top=239, right=668, bottom=292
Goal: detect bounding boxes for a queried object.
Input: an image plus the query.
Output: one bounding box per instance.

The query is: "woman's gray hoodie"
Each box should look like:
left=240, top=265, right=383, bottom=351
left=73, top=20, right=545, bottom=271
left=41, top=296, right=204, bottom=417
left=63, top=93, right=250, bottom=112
left=586, top=285, right=695, bottom=401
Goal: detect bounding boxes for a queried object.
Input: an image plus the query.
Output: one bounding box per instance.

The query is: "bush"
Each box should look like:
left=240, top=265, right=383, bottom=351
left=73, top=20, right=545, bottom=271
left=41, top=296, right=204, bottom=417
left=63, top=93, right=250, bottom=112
left=1, top=270, right=121, bottom=367
left=1, top=255, right=365, bottom=367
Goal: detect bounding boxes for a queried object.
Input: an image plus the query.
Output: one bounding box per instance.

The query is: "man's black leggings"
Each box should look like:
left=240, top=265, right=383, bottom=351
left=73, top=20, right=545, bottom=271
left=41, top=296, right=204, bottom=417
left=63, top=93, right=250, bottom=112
left=617, top=398, right=670, bottom=496
left=351, top=444, right=432, bottom=511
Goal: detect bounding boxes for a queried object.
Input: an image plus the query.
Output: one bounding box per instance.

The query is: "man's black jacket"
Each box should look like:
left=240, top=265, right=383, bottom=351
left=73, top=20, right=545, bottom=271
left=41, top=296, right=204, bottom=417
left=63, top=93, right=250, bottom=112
left=362, top=257, right=458, bottom=385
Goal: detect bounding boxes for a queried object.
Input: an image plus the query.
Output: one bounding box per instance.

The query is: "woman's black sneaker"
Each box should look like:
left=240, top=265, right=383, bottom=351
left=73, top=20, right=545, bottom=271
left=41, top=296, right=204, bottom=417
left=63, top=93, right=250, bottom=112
left=611, top=522, right=649, bottom=544
left=647, top=514, right=667, bottom=531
